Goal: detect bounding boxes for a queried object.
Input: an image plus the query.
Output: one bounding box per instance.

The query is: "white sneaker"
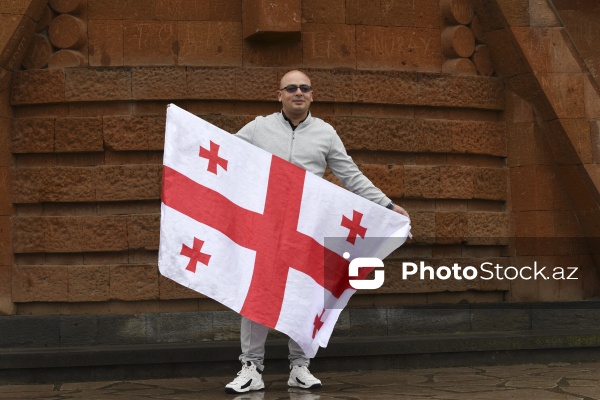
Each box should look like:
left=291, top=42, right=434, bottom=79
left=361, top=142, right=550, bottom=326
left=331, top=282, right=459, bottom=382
left=225, top=361, right=265, bottom=394
left=288, top=365, right=322, bottom=389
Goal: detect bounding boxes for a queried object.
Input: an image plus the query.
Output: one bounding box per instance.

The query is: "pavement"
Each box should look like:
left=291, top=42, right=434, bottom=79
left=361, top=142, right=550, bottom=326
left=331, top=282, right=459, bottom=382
left=3, top=362, right=600, bottom=400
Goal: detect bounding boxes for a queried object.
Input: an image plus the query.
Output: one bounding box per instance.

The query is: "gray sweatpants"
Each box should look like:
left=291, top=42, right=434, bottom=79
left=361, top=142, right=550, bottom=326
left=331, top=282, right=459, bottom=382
left=239, top=316, right=310, bottom=370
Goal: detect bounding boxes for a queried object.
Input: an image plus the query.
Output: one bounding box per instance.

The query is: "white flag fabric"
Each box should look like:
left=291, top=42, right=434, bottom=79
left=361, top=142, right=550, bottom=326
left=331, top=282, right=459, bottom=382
left=159, top=104, right=411, bottom=357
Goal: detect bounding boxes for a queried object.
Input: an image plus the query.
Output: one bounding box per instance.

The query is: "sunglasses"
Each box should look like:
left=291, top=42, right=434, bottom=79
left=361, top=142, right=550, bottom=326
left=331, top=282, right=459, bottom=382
left=280, top=84, right=312, bottom=93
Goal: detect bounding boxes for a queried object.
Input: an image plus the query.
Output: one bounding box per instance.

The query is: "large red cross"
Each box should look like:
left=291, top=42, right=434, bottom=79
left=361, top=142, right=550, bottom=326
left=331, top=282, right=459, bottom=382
left=180, top=237, right=211, bottom=273
left=199, top=140, right=228, bottom=174
left=162, top=156, right=372, bottom=328
left=341, top=210, right=367, bottom=244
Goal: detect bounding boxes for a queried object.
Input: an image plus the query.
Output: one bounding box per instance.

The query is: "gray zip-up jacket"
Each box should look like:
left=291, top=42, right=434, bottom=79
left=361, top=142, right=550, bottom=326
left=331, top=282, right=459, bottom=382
left=236, top=112, right=392, bottom=207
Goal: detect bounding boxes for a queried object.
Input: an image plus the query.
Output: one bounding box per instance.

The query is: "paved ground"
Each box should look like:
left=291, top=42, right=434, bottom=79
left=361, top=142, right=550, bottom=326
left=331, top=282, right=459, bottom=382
left=2, top=362, right=600, bottom=399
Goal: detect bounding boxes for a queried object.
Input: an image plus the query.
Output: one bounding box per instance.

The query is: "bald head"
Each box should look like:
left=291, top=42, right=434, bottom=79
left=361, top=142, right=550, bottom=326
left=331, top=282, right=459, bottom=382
left=277, top=70, right=313, bottom=125
left=280, top=70, right=311, bottom=89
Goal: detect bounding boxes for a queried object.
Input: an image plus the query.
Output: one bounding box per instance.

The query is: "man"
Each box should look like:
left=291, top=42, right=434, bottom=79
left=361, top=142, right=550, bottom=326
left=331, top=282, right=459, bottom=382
left=225, top=70, right=409, bottom=394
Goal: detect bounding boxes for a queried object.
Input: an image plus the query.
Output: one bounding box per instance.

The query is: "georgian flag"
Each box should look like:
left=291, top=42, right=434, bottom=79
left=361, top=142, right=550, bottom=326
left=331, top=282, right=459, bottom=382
left=159, top=104, right=411, bottom=357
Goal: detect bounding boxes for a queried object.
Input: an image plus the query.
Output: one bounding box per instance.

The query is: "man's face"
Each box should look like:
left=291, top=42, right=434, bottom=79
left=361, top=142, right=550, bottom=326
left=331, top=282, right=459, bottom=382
left=278, top=71, right=313, bottom=117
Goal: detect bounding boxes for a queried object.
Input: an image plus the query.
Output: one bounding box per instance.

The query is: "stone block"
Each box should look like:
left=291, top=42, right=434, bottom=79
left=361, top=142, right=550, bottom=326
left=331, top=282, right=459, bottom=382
left=11, top=69, right=65, bottom=105
left=234, top=67, right=279, bottom=101
left=0, top=0, right=46, bottom=18
left=440, top=0, right=474, bottom=25
left=242, top=0, right=300, bottom=40
left=418, top=75, right=505, bottom=111
left=210, top=0, right=241, bottom=21
left=103, top=115, right=165, bottom=151
left=473, top=168, right=507, bottom=201
left=213, top=310, right=240, bottom=340
left=0, top=13, right=37, bottom=71
left=55, top=117, right=103, bottom=152
left=467, top=212, right=510, bottom=239
left=178, top=21, right=242, bottom=66
left=123, top=20, right=177, bottom=66
left=49, top=14, right=87, bottom=50
left=88, top=20, right=124, bottom=67
left=21, top=33, right=52, bottom=70
left=95, top=314, right=147, bottom=345
left=537, top=73, right=585, bottom=119
left=496, top=0, right=529, bottom=26
left=529, top=0, right=561, bottom=27
left=357, top=26, right=441, bottom=72
left=11, top=216, right=44, bottom=253
left=440, top=166, right=474, bottom=199
left=12, top=265, right=69, bottom=302
left=132, top=67, right=187, bottom=100
left=403, top=166, right=441, bottom=199
left=302, top=0, right=344, bottom=23
left=242, top=39, right=302, bottom=68
left=146, top=312, right=213, bottom=343
left=10, top=117, right=55, bottom=153
left=59, top=315, right=98, bottom=346
left=585, top=74, right=600, bottom=119
left=65, top=67, right=131, bottom=102
left=451, top=121, right=506, bottom=156
left=159, top=273, right=203, bottom=299
left=0, top=216, right=12, bottom=265
left=347, top=0, right=419, bottom=27
left=48, top=50, right=87, bottom=69
left=128, top=214, right=160, bottom=250
left=45, top=216, right=82, bottom=253
left=155, top=0, right=210, bottom=20
left=96, top=165, right=161, bottom=201
left=484, top=28, right=529, bottom=79
left=199, top=114, right=249, bottom=134
left=81, top=216, right=129, bottom=252
left=471, top=306, right=530, bottom=332
left=110, top=264, right=159, bottom=301
left=348, top=308, right=388, bottom=336
left=88, top=0, right=156, bottom=20
left=352, top=71, right=417, bottom=106
left=187, top=67, right=236, bottom=100
left=442, top=58, right=477, bottom=76
left=511, top=27, right=582, bottom=73
left=0, top=314, right=59, bottom=347
left=357, top=164, right=403, bottom=198
left=11, top=167, right=96, bottom=204
left=435, top=212, right=468, bottom=239
left=387, top=307, right=471, bottom=334
left=302, top=23, right=356, bottom=69
left=68, top=265, right=110, bottom=302
left=506, top=122, right=552, bottom=167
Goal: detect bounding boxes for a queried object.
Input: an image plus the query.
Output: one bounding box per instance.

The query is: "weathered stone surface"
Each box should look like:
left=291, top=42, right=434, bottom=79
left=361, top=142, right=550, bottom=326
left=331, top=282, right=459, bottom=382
left=11, top=216, right=44, bottom=253
left=473, top=167, right=508, bottom=200
left=242, top=0, right=300, bottom=40
left=440, top=0, right=474, bottom=25
left=352, top=71, right=417, bottom=105
left=0, top=217, right=13, bottom=265
left=159, top=274, right=203, bottom=299
left=467, top=212, right=510, bottom=238
left=49, top=14, right=87, bottom=50
left=88, top=20, right=124, bottom=67
left=55, top=117, right=103, bottom=152
left=65, top=67, right=131, bottom=102
left=21, top=33, right=51, bottom=70
left=537, top=73, right=585, bottom=119
left=417, top=74, right=504, bottom=110
left=388, top=307, right=471, bottom=334
left=147, top=312, right=213, bottom=343
left=81, top=216, right=128, bottom=252
left=441, top=25, right=475, bottom=58
left=45, top=216, right=82, bottom=252
left=302, top=23, right=356, bottom=69
left=103, top=115, right=165, bottom=151
left=123, top=20, right=177, bottom=66
left=442, top=58, right=477, bottom=75
left=512, top=27, right=582, bottom=74
left=356, top=26, right=441, bottom=72
left=155, top=0, right=210, bottom=20
left=187, top=67, right=236, bottom=100
left=404, top=166, right=441, bottom=199
left=440, top=166, right=474, bottom=199
left=234, top=67, right=279, bottom=101
left=11, top=69, right=65, bottom=105
left=110, top=265, right=158, bottom=301
left=10, top=117, right=54, bottom=153
left=452, top=121, right=506, bottom=156
left=68, top=265, right=110, bottom=302
left=128, top=214, right=160, bottom=250
left=471, top=44, right=494, bottom=76
left=11, top=167, right=96, bottom=204
left=178, top=21, right=242, bottom=66
left=48, top=50, right=87, bottom=69
left=302, top=0, right=344, bottom=24
left=96, top=165, right=161, bottom=201
left=12, top=265, right=69, bottom=302
left=88, top=0, right=156, bottom=20
left=132, top=67, right=187, bottom=100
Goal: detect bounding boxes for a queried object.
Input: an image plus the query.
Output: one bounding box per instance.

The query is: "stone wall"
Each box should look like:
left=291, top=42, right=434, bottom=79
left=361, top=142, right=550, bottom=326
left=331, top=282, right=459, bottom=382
left=1, top=0, right=599, bottom=317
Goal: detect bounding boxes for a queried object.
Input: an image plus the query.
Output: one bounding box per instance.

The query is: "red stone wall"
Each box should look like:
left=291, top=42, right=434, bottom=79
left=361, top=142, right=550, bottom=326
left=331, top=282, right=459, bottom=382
left=1, top=0, right=598, bottom=316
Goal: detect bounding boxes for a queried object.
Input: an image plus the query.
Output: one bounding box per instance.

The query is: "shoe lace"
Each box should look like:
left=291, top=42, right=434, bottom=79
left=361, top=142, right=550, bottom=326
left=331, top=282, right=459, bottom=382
left=294, top=365, right=314, bottom=379
left=232, top=363, right=256, bottom=383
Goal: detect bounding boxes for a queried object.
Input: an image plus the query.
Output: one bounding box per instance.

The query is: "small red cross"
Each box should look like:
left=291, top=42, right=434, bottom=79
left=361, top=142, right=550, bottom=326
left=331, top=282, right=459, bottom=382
left=199, top=141, right=228, bottom=174
left=341, top=210, right=367, bottom=245
left=180, top=237, right=211, bottom=273
left=312, top=308, right=326, bottom=339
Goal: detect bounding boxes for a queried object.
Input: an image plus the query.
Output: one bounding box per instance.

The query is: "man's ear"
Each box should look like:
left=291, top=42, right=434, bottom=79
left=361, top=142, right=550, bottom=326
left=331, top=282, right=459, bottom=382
left=277, top=91, right=282, bottom=102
